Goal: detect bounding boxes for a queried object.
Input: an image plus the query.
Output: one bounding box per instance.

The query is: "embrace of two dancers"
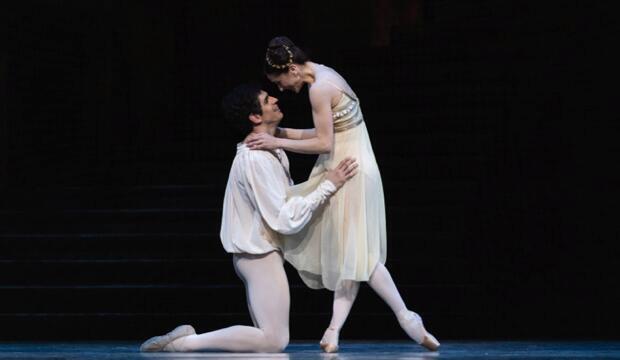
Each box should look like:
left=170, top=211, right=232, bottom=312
left=140, top=36, right=439, bottom=353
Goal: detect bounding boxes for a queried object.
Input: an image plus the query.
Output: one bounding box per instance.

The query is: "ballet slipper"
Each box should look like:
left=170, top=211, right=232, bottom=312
left=162, top=335, right=188, bottom=352
left=319, top=326, right=340, bottom=353
left=139, top=324, right=195, bottom=352
left=397, top=309, right=440, bottom=351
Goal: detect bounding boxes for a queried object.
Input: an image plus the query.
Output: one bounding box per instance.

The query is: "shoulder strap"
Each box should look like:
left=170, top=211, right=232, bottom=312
left=321, top=79, right=358, bottom=102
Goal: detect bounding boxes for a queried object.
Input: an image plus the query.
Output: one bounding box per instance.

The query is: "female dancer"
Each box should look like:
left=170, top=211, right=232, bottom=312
left=246, top=36, right=440, bottom=352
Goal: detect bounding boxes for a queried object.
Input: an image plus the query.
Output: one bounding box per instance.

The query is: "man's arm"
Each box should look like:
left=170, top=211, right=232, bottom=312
left=246, top=153, right=357, bottom=235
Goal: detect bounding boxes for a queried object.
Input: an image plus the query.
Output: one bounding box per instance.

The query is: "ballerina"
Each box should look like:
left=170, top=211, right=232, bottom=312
left=246, top=36, right=440, bottom=352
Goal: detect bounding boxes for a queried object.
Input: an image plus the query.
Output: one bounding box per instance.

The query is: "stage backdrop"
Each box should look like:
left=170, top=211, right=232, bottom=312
left=0, top=1, right=617, bottom=340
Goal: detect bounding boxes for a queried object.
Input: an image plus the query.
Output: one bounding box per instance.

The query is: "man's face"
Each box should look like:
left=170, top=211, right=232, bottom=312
left=256, top=90, right=283, bottom=124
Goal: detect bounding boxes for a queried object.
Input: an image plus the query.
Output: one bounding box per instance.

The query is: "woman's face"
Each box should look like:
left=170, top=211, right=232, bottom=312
left=267, top=69, right=303, bottom=94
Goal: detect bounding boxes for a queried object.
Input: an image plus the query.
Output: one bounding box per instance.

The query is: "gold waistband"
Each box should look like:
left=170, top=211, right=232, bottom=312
left=334, top=118, right=363, bottom=133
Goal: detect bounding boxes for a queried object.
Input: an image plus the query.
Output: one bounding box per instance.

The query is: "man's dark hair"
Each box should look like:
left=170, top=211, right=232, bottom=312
left=221, top=83, right=263, bottom=136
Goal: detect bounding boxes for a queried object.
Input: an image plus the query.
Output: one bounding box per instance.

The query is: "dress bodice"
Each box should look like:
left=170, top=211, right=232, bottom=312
left=315, top=73, right=364, bottom=133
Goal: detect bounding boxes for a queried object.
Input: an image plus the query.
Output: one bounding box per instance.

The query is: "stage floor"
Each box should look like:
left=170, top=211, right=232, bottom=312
left=0, top=341, right=618, bottom=359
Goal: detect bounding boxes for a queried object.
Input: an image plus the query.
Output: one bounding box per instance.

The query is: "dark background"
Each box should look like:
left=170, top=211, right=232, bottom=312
left=0, top=1, right=617, bottom=340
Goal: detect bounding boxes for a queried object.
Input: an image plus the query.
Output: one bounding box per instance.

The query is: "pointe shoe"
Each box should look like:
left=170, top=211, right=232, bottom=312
left=139, top=324, right=195, bottom=352
left=319, top=327, right=340, bottom=353
left=397, top=309, right=440, bottom=351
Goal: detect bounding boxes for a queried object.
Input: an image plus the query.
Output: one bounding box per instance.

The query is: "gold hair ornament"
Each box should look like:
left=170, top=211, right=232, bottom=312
left=266, top=45, right=293, bottom=69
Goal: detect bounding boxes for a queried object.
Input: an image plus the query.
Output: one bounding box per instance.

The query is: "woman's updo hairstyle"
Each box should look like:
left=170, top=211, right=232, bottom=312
left=264, top=36, right=310, bottom=75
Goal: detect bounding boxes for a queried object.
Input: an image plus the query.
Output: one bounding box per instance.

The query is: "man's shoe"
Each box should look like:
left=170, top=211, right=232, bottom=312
left=139, top=324, right=196, bottom=352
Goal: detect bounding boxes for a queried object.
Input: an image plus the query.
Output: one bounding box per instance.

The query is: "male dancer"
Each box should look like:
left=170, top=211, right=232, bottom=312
left=140, top=84, right=357, bottom=352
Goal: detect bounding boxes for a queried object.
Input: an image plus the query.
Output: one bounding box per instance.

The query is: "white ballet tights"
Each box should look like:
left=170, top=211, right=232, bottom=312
left=325, top=263, right=408, bottom=339
left=327, top=279, right=360, bottom=331
left=367, top=262, right=408, bottom=314
left=166, top=251, right=290, bottom=352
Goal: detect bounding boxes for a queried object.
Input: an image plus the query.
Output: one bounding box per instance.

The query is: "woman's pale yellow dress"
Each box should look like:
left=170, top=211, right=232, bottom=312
left=282, top=68, right=387, bottom=290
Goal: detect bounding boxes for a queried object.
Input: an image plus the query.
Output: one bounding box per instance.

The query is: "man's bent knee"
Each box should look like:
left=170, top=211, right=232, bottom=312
left=262, top=331, right=289, bottom=352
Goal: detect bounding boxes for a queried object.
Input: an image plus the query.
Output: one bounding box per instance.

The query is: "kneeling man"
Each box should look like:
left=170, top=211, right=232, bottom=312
left=140, top=84, right=357, bottom=352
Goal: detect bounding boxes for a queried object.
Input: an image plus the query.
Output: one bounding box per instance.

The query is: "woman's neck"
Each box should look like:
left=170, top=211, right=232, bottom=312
left=301, top=61, right=317, bottom=84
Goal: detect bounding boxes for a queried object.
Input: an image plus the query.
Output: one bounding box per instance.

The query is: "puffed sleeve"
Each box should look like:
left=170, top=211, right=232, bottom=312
left=245, top=152, right=336, bottom=235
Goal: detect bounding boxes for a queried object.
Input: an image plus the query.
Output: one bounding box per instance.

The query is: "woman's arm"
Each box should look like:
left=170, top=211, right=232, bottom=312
left=246, top=82, right=337, bottom=154
left=276, top=127, right=316, bottom=140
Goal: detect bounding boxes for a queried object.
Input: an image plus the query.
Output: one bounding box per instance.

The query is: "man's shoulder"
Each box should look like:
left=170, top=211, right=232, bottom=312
left=233, top=146, right=279, bottom=169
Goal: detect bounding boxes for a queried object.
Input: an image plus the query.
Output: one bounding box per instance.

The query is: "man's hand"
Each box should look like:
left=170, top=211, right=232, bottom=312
left=325, top=157, right=358, bottom=189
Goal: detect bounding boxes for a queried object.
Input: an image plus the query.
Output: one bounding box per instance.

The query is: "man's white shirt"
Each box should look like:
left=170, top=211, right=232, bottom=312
left=220, top=143, right=336, bottom=254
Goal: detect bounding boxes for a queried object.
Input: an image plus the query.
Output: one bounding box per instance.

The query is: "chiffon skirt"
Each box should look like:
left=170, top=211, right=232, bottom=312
left=282, top=122, right=387, bottom=290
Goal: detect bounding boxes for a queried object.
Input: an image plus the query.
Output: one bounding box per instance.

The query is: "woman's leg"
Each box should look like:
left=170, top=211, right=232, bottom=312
left=321, top=279, right=360, bottom=350
left=321, top=262, right=406, bottom=348
left=324, top=262, right=403, bottom=331
left=367, top=262, right=439, bottom=350
left=366, top=262, right=407, bottom=314
left=166, top=251, right=290, bottom=352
